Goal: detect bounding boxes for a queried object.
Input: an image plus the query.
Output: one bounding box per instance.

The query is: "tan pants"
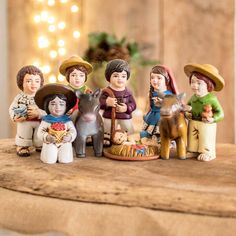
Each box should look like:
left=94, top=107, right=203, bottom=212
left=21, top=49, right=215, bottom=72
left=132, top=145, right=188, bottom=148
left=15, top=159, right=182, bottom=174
left=187, top=120, right=216, bottom=158
left=15, top=121, right=42, bottom=147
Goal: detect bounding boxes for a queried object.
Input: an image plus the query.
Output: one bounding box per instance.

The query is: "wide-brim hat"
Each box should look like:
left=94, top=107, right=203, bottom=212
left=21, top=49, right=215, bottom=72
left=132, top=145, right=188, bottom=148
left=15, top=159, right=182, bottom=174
left=184, top=63, right=225, bottom=91
left=59, top=55, right=93, bottom=76
left=35, top=83, right=77, bottom=111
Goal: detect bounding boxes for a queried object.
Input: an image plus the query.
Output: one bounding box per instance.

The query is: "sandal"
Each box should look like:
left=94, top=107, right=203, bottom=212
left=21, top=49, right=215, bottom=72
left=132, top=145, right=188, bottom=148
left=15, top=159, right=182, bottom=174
left=103, top=137, right=111, bottom=147
left=103, top=133, right=111, bottom=147
left=35, top=147, right=42, bottom=152
left=16, top=146, right=30, bottom=157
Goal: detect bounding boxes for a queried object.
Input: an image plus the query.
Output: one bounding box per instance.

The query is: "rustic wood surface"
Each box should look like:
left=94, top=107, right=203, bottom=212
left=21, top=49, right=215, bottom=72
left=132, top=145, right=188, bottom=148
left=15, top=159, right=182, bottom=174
left=0, top=139, right=236, bottom=218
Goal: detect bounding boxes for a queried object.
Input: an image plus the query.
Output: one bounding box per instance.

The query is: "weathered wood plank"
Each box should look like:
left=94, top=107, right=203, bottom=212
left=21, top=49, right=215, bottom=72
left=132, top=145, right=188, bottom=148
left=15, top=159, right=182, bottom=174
left=0, top=139, right=236, bottom=218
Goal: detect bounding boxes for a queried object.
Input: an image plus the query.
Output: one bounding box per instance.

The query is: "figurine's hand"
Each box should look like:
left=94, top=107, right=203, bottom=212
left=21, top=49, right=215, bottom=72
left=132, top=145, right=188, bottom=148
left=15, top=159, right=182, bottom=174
left=152, top=97, right=162, bottom=106
left=62, top=133, right=72, bottom=143
left=182, top=104, right=192, bottom=112
left=14, top=115, right=26, bottom=122
left=27, top=105, right=39, bottom=119
left=185, top=112, right=192, bottom=120
left=66, top=109, right=73, bottom=116
left=46, top=134, right=56, bottom=144
left=106, top=97, right=117, bottom=107
left=202, top=117, right=214, bottom=123
left=116, top=103, right=127, bottom=113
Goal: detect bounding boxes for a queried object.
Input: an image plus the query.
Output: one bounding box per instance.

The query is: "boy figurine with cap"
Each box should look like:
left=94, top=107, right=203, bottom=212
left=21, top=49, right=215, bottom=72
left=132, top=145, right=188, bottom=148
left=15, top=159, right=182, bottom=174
left=9, top=65, right=45, bottom=157
left=140, top=65, right=178, bottom=143
left=59, top=55, right=93, bottom=118
left=35, top=84, right=77, bottom=164
left=100, top=59, right=136, bottom=145
left=184, top=63, right=225, bottom=161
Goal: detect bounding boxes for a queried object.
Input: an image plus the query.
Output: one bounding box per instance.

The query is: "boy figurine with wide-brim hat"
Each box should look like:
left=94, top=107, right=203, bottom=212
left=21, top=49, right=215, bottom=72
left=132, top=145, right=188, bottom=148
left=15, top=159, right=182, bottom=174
left=59, top=55, right=93, bottom=120
left=184, top=63, right=225, bottom=162
left=35, top=83, right=77, bottom=164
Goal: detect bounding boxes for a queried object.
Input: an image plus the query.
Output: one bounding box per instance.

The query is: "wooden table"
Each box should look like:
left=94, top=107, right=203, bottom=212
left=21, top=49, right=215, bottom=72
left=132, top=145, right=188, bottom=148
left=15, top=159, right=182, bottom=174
left=0, top=139, right=236, bottom=236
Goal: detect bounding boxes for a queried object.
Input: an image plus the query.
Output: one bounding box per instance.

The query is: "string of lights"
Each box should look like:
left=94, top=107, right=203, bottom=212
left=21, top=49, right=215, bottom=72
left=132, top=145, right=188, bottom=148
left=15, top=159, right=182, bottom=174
left=31, top=0, right=81, bottom=83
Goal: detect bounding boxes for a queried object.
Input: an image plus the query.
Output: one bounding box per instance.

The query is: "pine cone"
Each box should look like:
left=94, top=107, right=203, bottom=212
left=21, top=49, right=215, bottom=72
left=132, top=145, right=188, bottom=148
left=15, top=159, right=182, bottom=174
left=91, top=48, right=107, bottom=63
left=107, top=46, right=130, bottom=61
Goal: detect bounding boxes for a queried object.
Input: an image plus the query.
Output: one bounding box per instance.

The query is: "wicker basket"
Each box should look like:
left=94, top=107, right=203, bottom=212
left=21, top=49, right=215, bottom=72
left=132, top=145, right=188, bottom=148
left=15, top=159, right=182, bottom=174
left=104, top=144, right=160, bottom=161
left=48, top=127, right=67, bottom=143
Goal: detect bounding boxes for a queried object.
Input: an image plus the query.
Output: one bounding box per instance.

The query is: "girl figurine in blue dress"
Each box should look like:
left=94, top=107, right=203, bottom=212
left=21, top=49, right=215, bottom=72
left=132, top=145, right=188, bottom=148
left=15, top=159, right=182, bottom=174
left=140, top=65, right=178, bottom=142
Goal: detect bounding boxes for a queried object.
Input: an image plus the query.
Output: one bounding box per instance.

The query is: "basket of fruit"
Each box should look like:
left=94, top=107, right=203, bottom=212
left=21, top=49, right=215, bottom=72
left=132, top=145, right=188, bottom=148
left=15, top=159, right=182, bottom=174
left=48, top=122, right=67, bottom=143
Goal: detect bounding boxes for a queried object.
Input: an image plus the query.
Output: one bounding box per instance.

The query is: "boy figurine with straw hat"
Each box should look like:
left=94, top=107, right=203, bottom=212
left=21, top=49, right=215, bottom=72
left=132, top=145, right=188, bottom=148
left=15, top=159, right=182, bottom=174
left=184, top=63, right=225, bottom=161
left=59, top=55, right=93, bottom=119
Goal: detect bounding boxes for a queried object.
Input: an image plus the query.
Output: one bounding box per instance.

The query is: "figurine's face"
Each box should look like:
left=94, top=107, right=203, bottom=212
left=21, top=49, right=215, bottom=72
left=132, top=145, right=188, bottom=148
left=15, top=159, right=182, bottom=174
left=190, top=75, right=208, bottom=97
left=110, top=71, right=128, bottom=90
left=48, top=96, right=66, bottom=117
left=113, top=131, right=128, bottom=145
left=150, top=73, right=167, bottom=91
left=23, top=74, right=41, bottom=95
left=69, top=69, right=86, bottom=88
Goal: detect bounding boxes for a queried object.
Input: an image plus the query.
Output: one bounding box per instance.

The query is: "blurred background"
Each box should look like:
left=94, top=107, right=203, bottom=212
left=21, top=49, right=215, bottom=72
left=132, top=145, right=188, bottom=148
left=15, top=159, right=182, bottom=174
left=0, top=0, right=234, bottom=144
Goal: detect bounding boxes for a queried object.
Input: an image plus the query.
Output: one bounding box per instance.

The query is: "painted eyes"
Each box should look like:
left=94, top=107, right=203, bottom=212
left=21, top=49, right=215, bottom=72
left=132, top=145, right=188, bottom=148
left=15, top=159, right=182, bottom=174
left=50, top=102, right=65, bottom=106
left=112, top=74, right=127, bottom=79
left=26, top=79, right=40, bottom=83
left=71, top=74, right=84, bottom=78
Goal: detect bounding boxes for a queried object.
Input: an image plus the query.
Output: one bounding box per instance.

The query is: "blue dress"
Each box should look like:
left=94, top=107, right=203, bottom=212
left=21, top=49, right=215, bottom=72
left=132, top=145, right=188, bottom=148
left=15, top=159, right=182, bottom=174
left=142, top=90, right=172, bottom=137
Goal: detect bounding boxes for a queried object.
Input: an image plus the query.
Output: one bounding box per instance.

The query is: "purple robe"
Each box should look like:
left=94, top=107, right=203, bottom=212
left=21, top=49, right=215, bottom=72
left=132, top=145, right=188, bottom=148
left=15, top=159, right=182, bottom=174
left=100, top=86, right=136, bottom=120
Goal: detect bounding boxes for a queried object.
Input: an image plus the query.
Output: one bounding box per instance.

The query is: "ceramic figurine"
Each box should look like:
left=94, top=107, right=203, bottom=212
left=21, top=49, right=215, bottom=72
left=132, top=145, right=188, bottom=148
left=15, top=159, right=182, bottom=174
left=184, top=63, right=225, bottom=161
left=74, top=89, right=104, bottom=158
left=35, top=84, right=77, bottom=164
left=59, top=55, right=93, bottom=120
left=99, top=59, right=136, bottom=145
left=9, top=65, right=45, bottom=157
left=159, top=93, right=188, bottom=160
left=140, top=65, right=178, bottom=143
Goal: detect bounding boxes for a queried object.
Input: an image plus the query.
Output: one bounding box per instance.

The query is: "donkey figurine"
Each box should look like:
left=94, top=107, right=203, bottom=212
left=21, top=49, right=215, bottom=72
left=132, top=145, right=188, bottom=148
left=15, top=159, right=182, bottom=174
left=159, top=93, right=189, bottom=160
left=74, top=89, right=104, bottom=158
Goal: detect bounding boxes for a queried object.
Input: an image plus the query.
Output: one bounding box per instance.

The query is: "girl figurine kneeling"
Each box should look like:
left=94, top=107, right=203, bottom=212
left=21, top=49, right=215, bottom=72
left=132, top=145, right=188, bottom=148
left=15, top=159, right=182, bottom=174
left=35, top=84, right=77, bottom=164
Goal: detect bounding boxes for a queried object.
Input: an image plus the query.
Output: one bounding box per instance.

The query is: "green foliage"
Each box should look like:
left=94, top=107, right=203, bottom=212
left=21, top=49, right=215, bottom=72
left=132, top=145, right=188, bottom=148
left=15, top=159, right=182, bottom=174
left=84, top=32, right=158, bottom=66
left=84, top=32, right=159, bottom=93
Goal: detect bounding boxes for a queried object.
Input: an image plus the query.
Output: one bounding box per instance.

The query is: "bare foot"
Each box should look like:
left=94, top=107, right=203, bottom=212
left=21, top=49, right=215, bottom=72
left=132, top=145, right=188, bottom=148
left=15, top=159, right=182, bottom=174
left=197, top=153, right=216, bottom=162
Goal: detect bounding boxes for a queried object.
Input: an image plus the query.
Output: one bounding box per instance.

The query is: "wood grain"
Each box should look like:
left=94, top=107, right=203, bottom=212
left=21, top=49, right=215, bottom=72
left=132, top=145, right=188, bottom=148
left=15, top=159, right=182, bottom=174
left=0, top=139, right=236, bottom=218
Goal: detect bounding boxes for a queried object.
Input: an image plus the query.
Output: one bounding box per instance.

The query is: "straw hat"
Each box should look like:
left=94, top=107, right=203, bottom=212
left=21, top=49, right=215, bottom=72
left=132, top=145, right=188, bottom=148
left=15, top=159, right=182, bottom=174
left=184, top=63, right=225, bottom=91
left=35, top=83, right=77, bottom=111
left=59, top=55, right=93, bottom=76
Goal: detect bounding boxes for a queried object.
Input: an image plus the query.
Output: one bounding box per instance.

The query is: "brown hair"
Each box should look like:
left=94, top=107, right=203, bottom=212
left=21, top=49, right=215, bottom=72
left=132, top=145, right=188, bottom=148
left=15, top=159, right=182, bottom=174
left=189, top=72, right=215, bottom=92
left=17, top=65, right=44, bottom=91
left=151, top=66, right=170, bottom=84
left=105, top=59, right=130, bottom=82
left=149, top=66, right=170, bottom=105
left=65, top=65, right=88, bottom=82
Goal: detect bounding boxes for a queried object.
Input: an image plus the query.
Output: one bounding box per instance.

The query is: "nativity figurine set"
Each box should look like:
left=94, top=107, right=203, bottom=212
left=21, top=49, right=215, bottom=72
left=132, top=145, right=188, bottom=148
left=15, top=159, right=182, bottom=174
left=9, top=55, right=225, bottom=163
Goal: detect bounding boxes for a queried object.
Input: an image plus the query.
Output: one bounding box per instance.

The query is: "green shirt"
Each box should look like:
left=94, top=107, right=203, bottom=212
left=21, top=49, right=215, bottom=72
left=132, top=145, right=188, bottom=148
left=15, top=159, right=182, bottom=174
left=188, top=93, right=224, bottom=123
left=68, top=84, right=92, bottom=94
